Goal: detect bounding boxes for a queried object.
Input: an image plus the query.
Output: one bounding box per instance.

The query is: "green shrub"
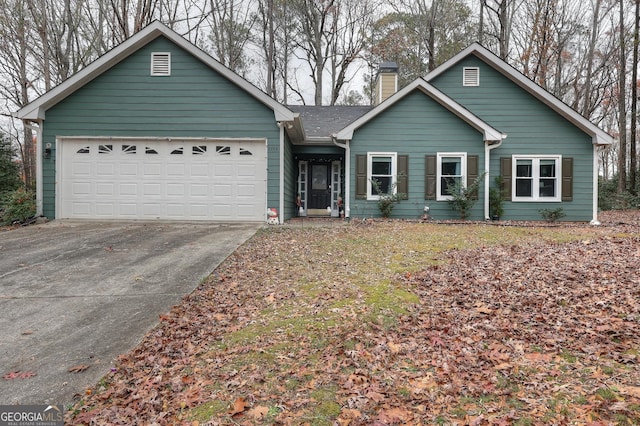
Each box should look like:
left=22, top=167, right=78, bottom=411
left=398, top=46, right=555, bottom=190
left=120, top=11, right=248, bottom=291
left=370, top=176, right=406, bottom=218
left=1, top=188, right=36, bottom=225
left=447, top=173, right=485, bottom=220
left=489, top=176, right=505, bottom=219
left=539, top=207, right=565, bottom=223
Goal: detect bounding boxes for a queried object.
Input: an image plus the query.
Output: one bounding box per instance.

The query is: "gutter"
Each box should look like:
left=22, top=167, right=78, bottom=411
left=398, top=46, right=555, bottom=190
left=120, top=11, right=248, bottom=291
left=278, top=122, right=285, bottom=224
left=332, top=137, right=350, bottom=219
left=484, top=134, right=507, bottom=220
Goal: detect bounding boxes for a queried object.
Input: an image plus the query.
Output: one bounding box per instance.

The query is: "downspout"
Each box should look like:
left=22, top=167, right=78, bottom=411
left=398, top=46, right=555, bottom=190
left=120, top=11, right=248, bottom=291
left=484, top=136, right=506, bottom=220
left=590, top=144, right=601, bottom=225
left=36, top=122, right=43, bottom=217
left=278, top=122, right=285, bottom=224
left=332, top=137, right=350, bottom=218
left=24, top=120, right=44, bottom=217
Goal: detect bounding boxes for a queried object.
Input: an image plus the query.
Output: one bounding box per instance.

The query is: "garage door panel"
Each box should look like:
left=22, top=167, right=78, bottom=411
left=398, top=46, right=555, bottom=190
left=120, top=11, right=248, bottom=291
left=96, top=183, right=114, bottom=196
left=167, top=163, right=185, bottom=176
left=96, top=163, right=115, bottom=177
left=167, top=183, right=185, bottom=196
left=95, top=203, right=114, bottom=216
left=59, top=139, right=266, bottom=221
left=120, top=163, right=139, bottom=176
left=72, top=162, right=91, bottom=177
left=190, top=184, right=209, bottom=197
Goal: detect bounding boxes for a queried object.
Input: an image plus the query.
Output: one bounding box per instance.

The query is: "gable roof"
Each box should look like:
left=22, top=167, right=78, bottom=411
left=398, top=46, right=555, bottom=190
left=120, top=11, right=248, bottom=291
left=16, top=21, right=296, bottom=123
left=334, top=78, right=504, bottom=142
left=425, top=42, right=613, bottom=146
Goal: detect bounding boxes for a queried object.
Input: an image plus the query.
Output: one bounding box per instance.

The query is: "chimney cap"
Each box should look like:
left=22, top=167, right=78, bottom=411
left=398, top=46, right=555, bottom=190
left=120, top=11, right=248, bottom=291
left=378, top=61, right=399, bottom=73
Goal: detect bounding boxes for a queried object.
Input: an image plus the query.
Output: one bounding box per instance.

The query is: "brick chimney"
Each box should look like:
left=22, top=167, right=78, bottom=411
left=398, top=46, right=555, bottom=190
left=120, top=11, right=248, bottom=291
left=374, top=61, right=399, bottom=105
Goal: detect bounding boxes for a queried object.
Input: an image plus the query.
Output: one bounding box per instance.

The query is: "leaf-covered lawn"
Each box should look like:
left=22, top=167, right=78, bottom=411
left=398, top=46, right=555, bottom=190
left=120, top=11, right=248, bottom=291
left=69, top=212, right=640, bottom=426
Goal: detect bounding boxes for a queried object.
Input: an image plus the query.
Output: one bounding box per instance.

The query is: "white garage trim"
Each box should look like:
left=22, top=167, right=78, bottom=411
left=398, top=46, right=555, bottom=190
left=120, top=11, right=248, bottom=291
left=56, top=136, right=267, bottom=222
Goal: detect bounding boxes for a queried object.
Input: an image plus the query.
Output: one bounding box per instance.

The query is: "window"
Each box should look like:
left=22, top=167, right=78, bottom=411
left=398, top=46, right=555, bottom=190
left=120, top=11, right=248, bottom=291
left=367, top=152, right=397, bottom=200
left=98, top=144, right=113, bottom=154
left=512, top=156, right=561, bottom=201
left=151, top=52, right=171, bottom=76
left=192, top=145, right=207, bottom=155
left=216, top=145, right=231, bottom=155
left=437, top=153, right=466, bottom=200
left=122, top=145, right=136, bottom=154
left=239, top=148, right=253, bottom=156
left=463, top=67, right=479, bottom=86
left=170, top=147, right=183, bottom=155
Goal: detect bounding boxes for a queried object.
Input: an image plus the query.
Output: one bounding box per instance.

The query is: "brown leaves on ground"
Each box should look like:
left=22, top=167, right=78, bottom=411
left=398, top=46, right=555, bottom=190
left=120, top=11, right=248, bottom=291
left=67, top=211, right=640, bottom=425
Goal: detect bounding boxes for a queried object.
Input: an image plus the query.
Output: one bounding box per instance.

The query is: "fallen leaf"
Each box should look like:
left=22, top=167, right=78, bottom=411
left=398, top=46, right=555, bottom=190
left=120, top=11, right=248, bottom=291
left=3, top=371, right=37, bottom=380
left=247, top=405, right=269, bottom=419
left=227, top=397, right=247, bottom=415
left=387, top=341, right=401, bottom=353
left=68, top=364, right=90, bottom=373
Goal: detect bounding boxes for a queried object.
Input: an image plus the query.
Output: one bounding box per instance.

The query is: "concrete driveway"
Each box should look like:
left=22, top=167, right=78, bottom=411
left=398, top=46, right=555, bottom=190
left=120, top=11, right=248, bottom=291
left=0, top=221, right=259, bottom=405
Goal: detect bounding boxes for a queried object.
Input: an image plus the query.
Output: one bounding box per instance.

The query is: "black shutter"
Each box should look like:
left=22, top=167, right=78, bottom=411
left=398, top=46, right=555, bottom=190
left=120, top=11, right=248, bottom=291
left=397, top=155, right=408, bottom=199
left=355, top=155, right=367, bottom=199
left=425, top=155, right=436, bottom=199
left=562, top=157, right=573, bottom=201
left=500, top=157, right=512, bottom=201
left=467, top=155, right=479, bottom=200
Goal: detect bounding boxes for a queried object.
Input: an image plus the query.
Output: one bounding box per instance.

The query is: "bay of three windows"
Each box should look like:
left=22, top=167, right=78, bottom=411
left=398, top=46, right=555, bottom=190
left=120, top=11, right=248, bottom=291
left=366, top=152, right=561, bottom=201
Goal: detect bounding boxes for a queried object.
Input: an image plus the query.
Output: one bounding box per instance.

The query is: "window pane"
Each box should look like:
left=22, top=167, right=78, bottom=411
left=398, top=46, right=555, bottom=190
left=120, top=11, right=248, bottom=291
left=441, top=157, right=461, bottom=176
left=516, top=160, right=532, bottom=177
left=515, top=178, right=532, bottom=197
left=371, top=177, right=391, bottom=195
left=371, top=157, right=391, bottom=175
left=441, top=176, right=461, bottom=196
left=539, top=160, right=556, bottom=177
left=539, top=179, right=556, bottom=197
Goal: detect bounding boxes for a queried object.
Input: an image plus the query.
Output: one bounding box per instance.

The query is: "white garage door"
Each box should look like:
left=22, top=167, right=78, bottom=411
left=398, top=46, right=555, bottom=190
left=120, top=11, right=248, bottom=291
left=57, top=138, right=267, bottom=221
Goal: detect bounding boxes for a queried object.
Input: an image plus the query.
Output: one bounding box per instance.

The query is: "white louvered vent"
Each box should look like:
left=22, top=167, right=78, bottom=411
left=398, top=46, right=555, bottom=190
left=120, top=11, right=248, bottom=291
left=151, top=52, right=171, bottom=76
left=463, top=67, right=479, bottom=86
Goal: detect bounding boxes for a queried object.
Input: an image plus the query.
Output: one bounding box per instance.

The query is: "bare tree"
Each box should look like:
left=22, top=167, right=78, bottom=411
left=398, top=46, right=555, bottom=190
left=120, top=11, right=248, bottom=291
left=481, top=0, right=522, bottom=59
left=0, top=0, right=37, bottom=189
left=206, top=0, right=255, bottom=75
left=618, top=0, right=628, bottom=193
left=630, top=0, right=638, bottom=193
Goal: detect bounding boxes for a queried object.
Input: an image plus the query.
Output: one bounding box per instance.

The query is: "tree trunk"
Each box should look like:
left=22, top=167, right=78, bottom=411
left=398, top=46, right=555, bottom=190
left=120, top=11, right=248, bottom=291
left=630, top=0, right=639, bottom=193
left=618, top=0, right=627, bottom=194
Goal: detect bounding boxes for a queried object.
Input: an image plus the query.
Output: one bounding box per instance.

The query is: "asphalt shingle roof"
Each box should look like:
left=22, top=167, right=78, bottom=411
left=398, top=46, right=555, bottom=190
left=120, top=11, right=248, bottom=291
left=287, top=105, right=373, bottom=139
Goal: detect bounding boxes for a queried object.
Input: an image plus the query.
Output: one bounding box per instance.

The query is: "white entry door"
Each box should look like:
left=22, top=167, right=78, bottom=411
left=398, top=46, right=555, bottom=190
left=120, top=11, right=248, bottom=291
left=57, top=138, right=267, bottom=221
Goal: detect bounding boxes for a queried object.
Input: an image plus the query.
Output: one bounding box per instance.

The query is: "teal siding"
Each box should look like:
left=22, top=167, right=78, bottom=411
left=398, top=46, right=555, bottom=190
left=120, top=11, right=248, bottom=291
left=350, top=90, right=486, bottom=220
left=41, top=36, right=280, bottom=219
left=430, top=56, right=594, bottom=221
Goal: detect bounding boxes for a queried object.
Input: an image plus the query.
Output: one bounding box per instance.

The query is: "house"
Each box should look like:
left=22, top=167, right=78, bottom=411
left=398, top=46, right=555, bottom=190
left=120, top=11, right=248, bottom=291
left=17, top=21, right=613, bottom=224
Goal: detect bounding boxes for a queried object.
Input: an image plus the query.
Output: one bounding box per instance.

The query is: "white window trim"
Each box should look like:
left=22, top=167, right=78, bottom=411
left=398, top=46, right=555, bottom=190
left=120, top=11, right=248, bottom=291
left=151, top=52, right=171, bottom=76
left=437, top=152, right=467, bottom=201
left=463, top=67, right=479, bottom=86
left=367, top=152, right=397, bottom=200
left=512, top=155, right=562, bottom=202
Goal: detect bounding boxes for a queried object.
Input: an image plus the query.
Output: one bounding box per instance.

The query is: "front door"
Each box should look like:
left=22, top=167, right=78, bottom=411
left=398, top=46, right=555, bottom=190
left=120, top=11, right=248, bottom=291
left=309, top=163, right=331, bottom=211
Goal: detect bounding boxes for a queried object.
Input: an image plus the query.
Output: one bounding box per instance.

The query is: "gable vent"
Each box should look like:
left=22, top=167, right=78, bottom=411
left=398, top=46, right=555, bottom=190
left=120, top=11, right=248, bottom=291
left=151, top=52, right=171, bottom=76
left=463, top=67, right=479, bottom=86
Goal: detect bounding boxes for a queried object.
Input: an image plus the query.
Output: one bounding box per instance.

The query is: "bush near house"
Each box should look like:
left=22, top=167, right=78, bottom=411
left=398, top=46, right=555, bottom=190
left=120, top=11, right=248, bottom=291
left=1, top=188, right=36, bottom=225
